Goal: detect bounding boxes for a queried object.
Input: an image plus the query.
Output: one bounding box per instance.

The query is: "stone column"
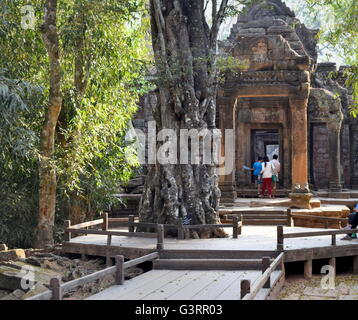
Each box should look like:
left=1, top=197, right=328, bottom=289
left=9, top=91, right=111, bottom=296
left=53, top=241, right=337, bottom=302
left=218, top=96, right=237, bottom=202
left=290, top=98, right=309, bottom=187
left=289, top=98, right=313, bottom=209
left=327, top=121, right=342, bottom=192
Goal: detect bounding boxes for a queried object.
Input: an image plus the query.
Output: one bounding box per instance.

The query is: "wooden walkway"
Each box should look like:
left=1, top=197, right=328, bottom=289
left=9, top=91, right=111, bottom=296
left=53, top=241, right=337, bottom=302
left=64, top=226, right=358, bottom=253
left=86, top=269, right=282, bottom=300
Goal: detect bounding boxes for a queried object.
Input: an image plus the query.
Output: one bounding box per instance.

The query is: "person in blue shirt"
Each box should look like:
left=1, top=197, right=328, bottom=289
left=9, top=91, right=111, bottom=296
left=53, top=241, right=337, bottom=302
left=252, top=156, right=263, bottom=196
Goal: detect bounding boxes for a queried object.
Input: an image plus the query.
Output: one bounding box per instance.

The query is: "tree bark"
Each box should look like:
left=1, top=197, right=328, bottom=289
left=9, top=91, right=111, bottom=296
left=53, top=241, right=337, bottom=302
left=35, top=0, right=63, bottom=248
left=139, top=0, right=228, bottom=238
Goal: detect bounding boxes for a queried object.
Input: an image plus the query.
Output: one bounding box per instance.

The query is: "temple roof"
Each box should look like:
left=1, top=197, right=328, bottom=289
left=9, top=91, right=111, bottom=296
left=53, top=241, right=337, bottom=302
left=226, top=0, right=319, bottom=63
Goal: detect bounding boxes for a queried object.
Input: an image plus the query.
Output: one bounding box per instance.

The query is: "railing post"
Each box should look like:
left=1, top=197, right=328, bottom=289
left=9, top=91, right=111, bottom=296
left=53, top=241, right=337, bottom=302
left=240, top=279, right=251, bottom=300
left=102, top=212, right=108, bottom=231
left=128, top=215, right=135, bottom=233
left=157, top=224, right=164, bottom=251
left=115, top=255, right=125, bottom=285
left=64, top=220, right=71, bottom=241
left=353, top=256, right=358, bottom=275
left=331, top=234, right=336, bottom=246
left=287, top=209, right=292, bottom=227
left=233, top=216, right=239, bottom=239
left=106, top=235, right=112, bottom=267
left=277, top=225, right=284, bottom=251
left=324, top=221, right=329, bottom=229
left=50, top=277, right=62, bottom=300
left=238, top=215, right=243, bottom=235
left=262, top=257, right=271, bottom=289
left=177, top=218, right=184, bottom=240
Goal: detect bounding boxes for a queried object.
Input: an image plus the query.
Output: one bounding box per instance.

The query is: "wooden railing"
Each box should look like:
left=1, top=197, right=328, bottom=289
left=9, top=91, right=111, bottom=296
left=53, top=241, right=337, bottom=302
left=240, top=253, right=285, bottom=300
left=26, top=252, right=159, bottom=300
left=64, top=213, right=242, bottom=265
left=276, top=225, right=358, bottom=251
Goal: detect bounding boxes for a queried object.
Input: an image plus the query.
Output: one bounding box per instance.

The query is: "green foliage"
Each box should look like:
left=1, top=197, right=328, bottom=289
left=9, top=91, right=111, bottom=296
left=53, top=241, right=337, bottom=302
left=0, top=73, right=44, bottom=248
left=0, top=0, right=151, bottom=247
left=305, top=0, right=358, bottom=115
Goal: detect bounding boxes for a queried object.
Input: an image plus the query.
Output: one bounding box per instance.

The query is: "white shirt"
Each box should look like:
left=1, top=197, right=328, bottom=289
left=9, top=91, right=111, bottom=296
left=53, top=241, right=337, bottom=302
left=261, top=162, right=275, bottom=179
left=270, top=159, right=280, bottom=175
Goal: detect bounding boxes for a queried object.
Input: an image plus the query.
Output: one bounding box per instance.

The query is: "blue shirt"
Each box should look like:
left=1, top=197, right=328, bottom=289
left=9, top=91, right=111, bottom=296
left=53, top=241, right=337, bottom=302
left=253, top=162, right=262, bottom=176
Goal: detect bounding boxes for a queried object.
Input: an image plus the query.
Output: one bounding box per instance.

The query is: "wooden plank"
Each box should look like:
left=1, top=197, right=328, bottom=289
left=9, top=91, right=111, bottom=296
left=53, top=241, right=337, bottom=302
left=65, top=228, right=157, bottom=238
left=183, top=224, right=234, bottom=229
left=284, top=248, right=314, bottom=262
left=142, top=271, right=211, bottom=300
left=189, top=271, right=242, bottom=300
left=86, top=270, right=172, bottom=300
left=69, top=219, right=103, bottom=230
left=62, top=242, right=155, bottom=260
left=284, top=228, right=358, bottom=239
left=215, top=271, right=261, bottom=300
left=25, top=290, right=52, bottom=300
left=159, top=250, right=278, bottom=260
left=124, top=252, right=159, bottom=269
left=166, top=271, right=227, bottom=300
left=242, top=253, right=284, bottom=300
left=153, top=259, right=263, bottom=271
left=118, top=270, right=188, bottom=300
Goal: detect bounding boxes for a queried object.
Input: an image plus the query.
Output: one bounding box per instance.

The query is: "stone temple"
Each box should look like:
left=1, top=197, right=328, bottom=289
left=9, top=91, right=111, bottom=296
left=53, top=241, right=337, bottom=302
left=129, top=0, right=357, bottom=204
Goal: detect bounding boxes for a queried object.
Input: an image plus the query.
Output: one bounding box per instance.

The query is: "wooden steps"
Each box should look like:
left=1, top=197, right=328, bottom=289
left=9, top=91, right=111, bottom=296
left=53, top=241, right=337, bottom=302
left=153, top=258, right=266, bottom=270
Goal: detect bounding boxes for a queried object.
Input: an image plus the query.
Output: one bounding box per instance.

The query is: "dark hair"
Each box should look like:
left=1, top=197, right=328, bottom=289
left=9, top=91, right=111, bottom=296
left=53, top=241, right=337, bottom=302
left=258, top=156, right=263, bottom=161
left=263, top=156, right=269, bottom=167
left=273, top=154, right=278, bottom=160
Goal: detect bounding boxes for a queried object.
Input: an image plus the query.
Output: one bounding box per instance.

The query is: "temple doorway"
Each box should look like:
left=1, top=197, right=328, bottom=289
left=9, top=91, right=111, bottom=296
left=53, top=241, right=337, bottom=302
left=251, top=129, right=280, bottom=162
left=251, top=129, right=283, bottom=187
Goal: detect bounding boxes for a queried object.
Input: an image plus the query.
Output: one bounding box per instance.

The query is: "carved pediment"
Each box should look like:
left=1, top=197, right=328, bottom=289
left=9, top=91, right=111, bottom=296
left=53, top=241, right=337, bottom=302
left=248, top=1, right=295, bottom=20
left=232, top=35, right=310, bottom=71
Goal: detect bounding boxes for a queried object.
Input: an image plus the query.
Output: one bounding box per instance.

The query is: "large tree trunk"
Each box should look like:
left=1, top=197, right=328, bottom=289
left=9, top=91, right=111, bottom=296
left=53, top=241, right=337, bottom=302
left=139, top=0, right=228, bottom=238
left=35, top=0, right=63, bottom=248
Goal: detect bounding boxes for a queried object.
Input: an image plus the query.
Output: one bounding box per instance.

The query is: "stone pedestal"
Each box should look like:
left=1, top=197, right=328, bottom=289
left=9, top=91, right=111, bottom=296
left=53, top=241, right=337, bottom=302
left=289, top=192, right=313, bottom=209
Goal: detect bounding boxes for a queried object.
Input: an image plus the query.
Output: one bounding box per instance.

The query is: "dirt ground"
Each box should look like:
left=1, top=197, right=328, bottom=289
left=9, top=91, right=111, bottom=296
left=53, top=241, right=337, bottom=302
left=0, top=248, right=145, bottom=300
left=278, top=274, right=358, bottom=300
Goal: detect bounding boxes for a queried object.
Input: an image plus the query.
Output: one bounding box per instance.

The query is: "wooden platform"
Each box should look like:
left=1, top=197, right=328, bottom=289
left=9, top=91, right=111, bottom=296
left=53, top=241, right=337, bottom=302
left=86, top=269, right=283, bottom=300
left=62, top=226, right=358, bottom=262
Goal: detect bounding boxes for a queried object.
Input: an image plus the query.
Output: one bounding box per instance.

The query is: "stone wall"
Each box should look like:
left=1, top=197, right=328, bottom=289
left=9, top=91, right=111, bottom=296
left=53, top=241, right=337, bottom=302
left=312, top=124, right=329, bottom=189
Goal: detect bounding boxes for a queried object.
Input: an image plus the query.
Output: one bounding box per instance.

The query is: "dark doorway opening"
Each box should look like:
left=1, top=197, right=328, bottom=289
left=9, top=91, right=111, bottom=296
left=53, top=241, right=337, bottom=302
left=251, top=129, right=282, bottom=186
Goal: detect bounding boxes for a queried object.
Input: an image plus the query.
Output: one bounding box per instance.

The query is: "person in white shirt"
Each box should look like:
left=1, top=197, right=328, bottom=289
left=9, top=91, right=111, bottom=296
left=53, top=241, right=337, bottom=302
left=270, top=154, right=281, bottom=198
left=260, top=156, right=275, bottom=198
